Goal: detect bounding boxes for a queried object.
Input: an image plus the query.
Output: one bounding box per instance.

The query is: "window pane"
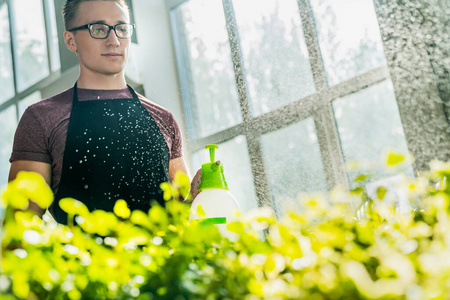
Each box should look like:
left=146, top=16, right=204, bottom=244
left=45, top=0, right=60, bottom=71
left=261, top=118, right=328, bottom=215
left=332, top=79, right=414, bottom=187
left=13, top=0, right=49, bottom=91
left=0, top=3, right=15, bottom=104
left=19, top=90, right=41, bottom=117
left=310, top=0, right=386, bottom=85
left=0, top=105, right=17, bottom=187
left=172, top=0, right=242, bottom=139
left=233, top=0, right=315, bottom=116
left=191, top=136, right=258, bottom=213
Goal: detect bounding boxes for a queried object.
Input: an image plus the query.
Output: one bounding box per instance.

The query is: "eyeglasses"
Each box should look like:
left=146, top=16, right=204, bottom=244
left=68, top=23, right=135, bottom=39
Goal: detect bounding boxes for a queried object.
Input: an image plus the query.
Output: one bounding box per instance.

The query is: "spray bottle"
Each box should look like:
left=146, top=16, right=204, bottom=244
left=189, top=144, right=240, bottom=232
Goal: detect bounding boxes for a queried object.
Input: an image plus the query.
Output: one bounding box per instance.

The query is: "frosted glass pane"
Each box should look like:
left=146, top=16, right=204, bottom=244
left=45, top=0, right=60, bottom=71
left=19, top=91, right=41, bottom=117
left=172, top=0, right=242, bottom=139
left=0, top=105, right=17, bottom=188
left=232, top=0, right=315, bottom=116
left=192, top=136, right=258, bottom=214
left=13, top=0, right=49, bottom=91
left=310, top=0, right=386, bottom=85
left=261, top=118, right=328, bottom=214
left=333, top=79, right=414, bottom=187
left=0, top=3, right=14, bottom=104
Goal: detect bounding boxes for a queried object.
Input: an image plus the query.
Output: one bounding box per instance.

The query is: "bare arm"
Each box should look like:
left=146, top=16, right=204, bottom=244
left=168, top=156, right=189, bottom=183
left=8, top=160, right=52, bottom=217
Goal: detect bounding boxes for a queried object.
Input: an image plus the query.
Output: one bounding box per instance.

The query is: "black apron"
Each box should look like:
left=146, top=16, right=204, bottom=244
left=52, top=83, right=170, bottom=224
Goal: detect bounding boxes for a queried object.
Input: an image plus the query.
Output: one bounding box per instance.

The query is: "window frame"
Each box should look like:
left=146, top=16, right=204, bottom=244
left=0, top=0, right=62, bottom=187
left=169, top=0, right=427, bottom=206
left=0, top=0, right=61, bottom=117
left=169, top=0, right=448, bottom=208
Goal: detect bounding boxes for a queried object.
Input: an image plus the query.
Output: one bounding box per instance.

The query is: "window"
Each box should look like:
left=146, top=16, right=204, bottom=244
left=19, top=91, right=41, bottom=117
left=310, top=0, right=386, bottom=85
left=232, top=0, right=315, bottom=116
left=261, top=118, right=328, bottom=215
left=332, top=79, right=414, bottom=187
left=0, top=0, right=60, bottom=185
left=13, top=0, right=50, bottom=92
left=0, top=105, right=17, bottom=187
left=170, top=0, right=447, bottom=214
left=0, top=2, right=14, bottom=104
left=171, top=0, right=241, bottom=139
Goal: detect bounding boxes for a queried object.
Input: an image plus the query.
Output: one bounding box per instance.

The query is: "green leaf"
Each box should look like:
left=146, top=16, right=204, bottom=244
left=174, top=171, right=191, bottom=199
left=3, top=171, right=54, bottom=210
left=149, top=204, right=169, bottom=228
left=386, top=152, right=406, bottom=166
left=113, top=199, right=131, bottom=219
left=376, top=186, right=388, bottom=200
left=160, top=182, right=174, bottom=201
left=196, top=204, right=206, bottom=218
left=130, top=210, right=151, bottom=228
left=354, top=174, right=371, bottom=182
left=59, top=198, right=89, bottom=216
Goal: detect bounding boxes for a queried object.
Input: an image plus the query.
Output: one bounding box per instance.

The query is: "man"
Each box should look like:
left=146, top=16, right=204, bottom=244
left=9, top=0, right=192, bottom=223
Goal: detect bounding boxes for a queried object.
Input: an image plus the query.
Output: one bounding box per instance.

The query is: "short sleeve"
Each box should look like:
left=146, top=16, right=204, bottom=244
left=9, top=107, right=51, bottom=164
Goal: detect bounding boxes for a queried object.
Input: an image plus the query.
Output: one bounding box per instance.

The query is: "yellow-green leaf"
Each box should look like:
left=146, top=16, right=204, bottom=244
left=2, top=171, right=53, bottom=210
left=113, top=199, right=130, bottom=219
left=15, top=171, right=53, bottom=209
left=3, top=189, right=28, bottom=210
left=149, top=204, right=169, bottom=227
left=160, top=182, right=174, bottom=201
left=59, top=198, right=89, bottom=216
left=131, top=210, right=151, bottom=228
left=196, top=204, right=206, bottom=218
left=354, top=174, right=371, bottom=182
left=386, top=152, right=405, bottom=166
left=174, top=171, right=191, bottom=198
left=376, top=186, right=388, bottom=200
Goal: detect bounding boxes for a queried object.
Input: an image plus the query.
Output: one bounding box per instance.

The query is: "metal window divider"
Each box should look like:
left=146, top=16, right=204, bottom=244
left=297, top=0, right=349, bottom=192
left=221, top=0, right=275, bottom=212
left=6, top=0, right=19, bottom=121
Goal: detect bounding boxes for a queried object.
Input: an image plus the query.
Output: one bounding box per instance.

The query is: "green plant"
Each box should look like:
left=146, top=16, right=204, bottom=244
left=2, top=157, right=450, bottom=299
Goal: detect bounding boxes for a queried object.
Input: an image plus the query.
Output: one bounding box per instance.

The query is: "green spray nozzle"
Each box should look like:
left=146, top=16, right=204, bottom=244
left=199, top=144, right=229, bottom=192
left=206, top=144, right=219, bottom=163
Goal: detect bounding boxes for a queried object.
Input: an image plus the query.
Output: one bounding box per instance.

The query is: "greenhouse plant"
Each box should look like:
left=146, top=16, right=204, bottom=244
left=2, top=155, right=450, bottom=299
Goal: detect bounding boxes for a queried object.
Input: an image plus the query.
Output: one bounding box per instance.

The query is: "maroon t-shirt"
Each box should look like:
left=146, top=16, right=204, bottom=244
left=10, top=87, right=183, bottom=194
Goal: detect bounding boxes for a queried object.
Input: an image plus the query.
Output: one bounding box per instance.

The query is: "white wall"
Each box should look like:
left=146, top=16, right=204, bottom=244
left=132, top=0, right=187, bottom=137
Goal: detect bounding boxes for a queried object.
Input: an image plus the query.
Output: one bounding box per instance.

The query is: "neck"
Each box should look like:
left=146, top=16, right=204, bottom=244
left=76, top=71, right=127, bottom=90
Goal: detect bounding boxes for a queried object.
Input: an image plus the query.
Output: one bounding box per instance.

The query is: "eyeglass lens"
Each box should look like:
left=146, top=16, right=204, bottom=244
left=90, top=24, right=133, bottom=38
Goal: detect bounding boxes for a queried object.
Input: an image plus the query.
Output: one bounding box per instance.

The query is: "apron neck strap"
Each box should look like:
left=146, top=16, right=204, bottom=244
left=72, top=82, right=139, bottom=103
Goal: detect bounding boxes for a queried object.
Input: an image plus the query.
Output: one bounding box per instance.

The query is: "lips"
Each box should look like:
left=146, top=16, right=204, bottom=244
left=102, top=53, right=122, bottom=57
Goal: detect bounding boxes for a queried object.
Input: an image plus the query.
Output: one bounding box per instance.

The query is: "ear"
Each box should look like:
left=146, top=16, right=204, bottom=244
left=64, top=31, right=77, bottom=52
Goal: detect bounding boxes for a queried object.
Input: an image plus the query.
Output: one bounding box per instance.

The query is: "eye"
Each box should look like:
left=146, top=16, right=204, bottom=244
left=91, top=24, right=108, bottom=36
left=117, top=25, right=129, bottom=34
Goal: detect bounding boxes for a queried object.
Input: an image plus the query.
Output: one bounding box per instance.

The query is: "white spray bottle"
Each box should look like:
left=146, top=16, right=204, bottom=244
left=189, top=144, right=240, bottom=233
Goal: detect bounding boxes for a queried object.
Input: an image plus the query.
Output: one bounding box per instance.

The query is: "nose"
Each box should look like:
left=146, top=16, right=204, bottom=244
left=105, top=29, right=120, bottom=47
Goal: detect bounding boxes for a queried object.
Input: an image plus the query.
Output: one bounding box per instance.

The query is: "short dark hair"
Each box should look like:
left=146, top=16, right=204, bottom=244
left=63, top=0, right=130, bottom=30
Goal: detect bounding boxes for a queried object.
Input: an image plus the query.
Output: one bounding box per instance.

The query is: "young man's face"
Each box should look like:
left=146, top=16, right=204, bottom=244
left=67, top=1, right=131, bottom=78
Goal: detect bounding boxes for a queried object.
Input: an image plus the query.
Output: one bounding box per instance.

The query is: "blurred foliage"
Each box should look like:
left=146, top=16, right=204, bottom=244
left=2, top=157, right=450, bottom=299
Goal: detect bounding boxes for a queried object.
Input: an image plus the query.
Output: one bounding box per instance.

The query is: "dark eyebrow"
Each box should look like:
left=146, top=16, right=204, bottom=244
left=89, top=20, right=128, bottom=25
left=90, top=20, right=107, bottom=24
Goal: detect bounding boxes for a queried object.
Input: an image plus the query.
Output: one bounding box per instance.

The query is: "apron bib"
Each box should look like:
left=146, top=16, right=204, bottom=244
left=52, top=83, right=169, bottom=224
